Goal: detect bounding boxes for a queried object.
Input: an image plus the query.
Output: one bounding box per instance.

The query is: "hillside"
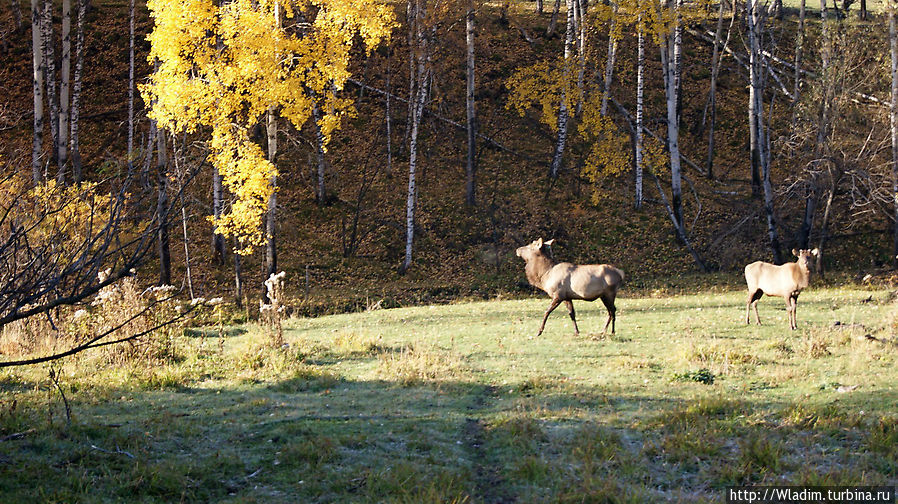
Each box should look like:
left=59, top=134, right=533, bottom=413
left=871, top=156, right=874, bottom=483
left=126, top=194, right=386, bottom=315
left=0, top=1, right=895, bottom=312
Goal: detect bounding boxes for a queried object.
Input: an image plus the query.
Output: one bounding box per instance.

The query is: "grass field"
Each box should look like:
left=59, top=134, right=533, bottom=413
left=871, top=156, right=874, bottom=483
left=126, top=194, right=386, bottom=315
left=1, top=283, right=897, bottom=502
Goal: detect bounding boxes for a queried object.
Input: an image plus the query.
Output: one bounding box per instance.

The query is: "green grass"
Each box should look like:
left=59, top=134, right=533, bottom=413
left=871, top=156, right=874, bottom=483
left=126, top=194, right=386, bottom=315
left=2, top=283, right=897, bottom=502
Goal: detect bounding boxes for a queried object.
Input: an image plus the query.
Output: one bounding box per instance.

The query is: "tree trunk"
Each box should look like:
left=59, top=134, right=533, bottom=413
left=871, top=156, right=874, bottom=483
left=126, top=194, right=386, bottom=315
left=749, top=0, right=783, bottom=263
left=704, top=0, right=733, bottom=179
left=401, top=0, right=427, bottom=275
left=890, top=6, right=898, bottom=267
left=660, top=17, right=684, bottom=232
left=599, top=2, right=617, bottom=117
left=634, top=19, right=644, bottom=210
left=546, top=0, right=560, bottom=36
left=31, top=0, right=44, bottom=184
left=404, top=0, right=416, bottom=151
left=673, top=0, right=683, bottom=122
left=548, top=0, right=574, bottom=180
left=816, top=0, right=832, bottom=149
left=311, top=101, right=327, bottom=205
left=156, top=130, right=171, bottom=285
left=127, top=0, right=135, bottom=173
left=69, top=0, right=84, bottom=184
left=858, top=0, right=866, bottom=20
left=791, top=0, right=806, bottom=130
left=265, top=108, right=278, bottom=291
left=42, top=0, right=59, bottom=169
left=56, top=0, right=70, bottom=183
left=465, top=0, right=476, bottom=206
left=234, top=245, right=243, bottom=308
left=385, top=54, right=393, bottom=176
left=747, top=7, right=761, bottom=197
left=10, top=0, right=23, bottom=32
left=212, top=167, right=226, bottom=265
left=537, top=0, right=543, bottom=14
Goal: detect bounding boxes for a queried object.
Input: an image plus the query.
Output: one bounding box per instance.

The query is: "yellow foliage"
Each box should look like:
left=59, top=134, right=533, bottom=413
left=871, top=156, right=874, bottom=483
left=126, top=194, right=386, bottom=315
left=506, top=60, right=583, bottom=133
left=578, top=93, right=631, bottom=205
left=142, top=0, right=395, bottom=250
left=0, top=176, right=113, bottom=265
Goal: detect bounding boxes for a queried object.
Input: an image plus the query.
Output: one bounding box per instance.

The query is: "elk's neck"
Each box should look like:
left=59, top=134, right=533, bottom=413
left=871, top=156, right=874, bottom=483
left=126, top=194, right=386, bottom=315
left=525, top=255, right=555, bottom=290
left=796, top=263, right=812, bottom=289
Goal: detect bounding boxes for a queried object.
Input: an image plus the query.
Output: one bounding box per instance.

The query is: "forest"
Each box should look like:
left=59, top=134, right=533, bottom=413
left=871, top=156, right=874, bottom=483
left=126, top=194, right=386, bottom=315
left=1, top=0, right=898, bottom=501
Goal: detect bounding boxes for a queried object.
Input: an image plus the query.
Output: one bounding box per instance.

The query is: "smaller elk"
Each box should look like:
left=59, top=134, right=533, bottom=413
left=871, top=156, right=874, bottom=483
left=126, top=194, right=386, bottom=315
left=744, top=248, right=818, bottom=330
left=516, top=238, right=624, bottom=337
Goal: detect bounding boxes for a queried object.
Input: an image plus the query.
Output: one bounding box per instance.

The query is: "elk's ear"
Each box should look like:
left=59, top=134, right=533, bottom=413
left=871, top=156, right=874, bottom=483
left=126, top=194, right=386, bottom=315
left=792, top=249, right=799, bottom=257
left=811, top=248, right=819, bottom=256
left=535, top=238, right=543, bottom=248
left=544, top=239, right=555, bottom=247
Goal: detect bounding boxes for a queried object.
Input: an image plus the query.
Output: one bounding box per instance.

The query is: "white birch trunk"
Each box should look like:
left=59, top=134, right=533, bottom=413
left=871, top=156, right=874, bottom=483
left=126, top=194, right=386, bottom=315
left=635, top=20, right=644, bottom=210
left=600, top=2, right=617, bottom=117
left=401, top=0, right=427, bottom=274
left=42, top=0, right=59, bottom=170
left=661, top=19, right=683, bottom=230
left=465, top=0, right=476, bottom=206
left=57, top=0, right=70, bottom=182
left=127, top=0, right=135, bottom=171
left=749, top=0, right=782, bottom=263
left=31, top=0, right=44, bottom=184
left=311, top=101, right=327, bottom=205
left=10, top=0, right=23, bottom=32
left=549, top=0, right=574, bottom=180
left=70, top=0, right=84, bottom=184
left=890, top=7, right=898, bottom=265
left=266, top=108, right=278, bottom=280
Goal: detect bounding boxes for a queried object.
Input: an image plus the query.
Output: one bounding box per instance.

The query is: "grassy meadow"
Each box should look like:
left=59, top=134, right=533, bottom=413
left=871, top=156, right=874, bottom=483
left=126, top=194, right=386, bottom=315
left=1, top=282, right=897, bottom=502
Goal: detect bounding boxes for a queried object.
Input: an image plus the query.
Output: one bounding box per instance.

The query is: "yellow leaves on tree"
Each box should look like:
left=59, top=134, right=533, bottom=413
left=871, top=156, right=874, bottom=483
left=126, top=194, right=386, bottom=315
left=141, top=0, right=394, bottom=252
left=578, top=93, right=631, bottom=205
left=1, top=175, right=113, bottom=266
left=506, top=60, right=582, bottom=134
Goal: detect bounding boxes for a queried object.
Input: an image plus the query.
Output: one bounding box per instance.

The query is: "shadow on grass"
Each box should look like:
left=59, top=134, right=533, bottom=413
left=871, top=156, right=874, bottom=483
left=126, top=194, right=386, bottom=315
left=1, top=367, right=897, bottom=502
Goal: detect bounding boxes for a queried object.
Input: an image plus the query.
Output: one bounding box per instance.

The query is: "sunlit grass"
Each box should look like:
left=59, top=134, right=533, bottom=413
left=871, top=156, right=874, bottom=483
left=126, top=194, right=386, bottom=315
left=1, top=283, right=897, bottom=501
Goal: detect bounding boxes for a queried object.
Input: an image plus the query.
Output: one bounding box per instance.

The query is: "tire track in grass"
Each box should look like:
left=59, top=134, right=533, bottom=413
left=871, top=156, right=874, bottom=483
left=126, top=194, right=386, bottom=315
left=462, top=384, right=515, bottom=504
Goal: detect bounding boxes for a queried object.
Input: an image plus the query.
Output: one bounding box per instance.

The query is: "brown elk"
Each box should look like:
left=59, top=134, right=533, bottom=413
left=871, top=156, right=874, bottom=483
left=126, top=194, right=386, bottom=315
left=744, top=248, right=818, bottom=330
left=515, top=238, right=625, bottom=337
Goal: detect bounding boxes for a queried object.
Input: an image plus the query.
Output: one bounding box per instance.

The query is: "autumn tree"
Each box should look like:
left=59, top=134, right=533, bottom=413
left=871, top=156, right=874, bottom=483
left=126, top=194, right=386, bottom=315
left=142, top=0, right=394, bottom=256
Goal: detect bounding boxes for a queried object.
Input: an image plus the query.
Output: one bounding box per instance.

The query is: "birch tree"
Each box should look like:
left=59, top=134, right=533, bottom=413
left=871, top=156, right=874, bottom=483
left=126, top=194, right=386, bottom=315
left=548, top=0, right=574, bottom=180
left=747, top=0, right=782, bottom=263
left=57, top=0, right=71, bottom=182
left=69, top=0, right=84, bottom=184
left=143, top=0, right=393, bottom=252
left=42, top=0, right=59, bottom=169
left=703, top=0, right=734, bottom=179
left=465, top=0, right=476, bottom=206
left=400, top=0, right=428, bottom=274
left=890, top=1, right=898, bottom=266
left=30, top=0, right=44, bottom=184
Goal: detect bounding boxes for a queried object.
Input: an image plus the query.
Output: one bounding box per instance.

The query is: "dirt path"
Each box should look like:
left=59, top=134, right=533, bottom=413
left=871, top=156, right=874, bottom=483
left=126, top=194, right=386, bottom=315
left=462, top=385, right=515, bottom=504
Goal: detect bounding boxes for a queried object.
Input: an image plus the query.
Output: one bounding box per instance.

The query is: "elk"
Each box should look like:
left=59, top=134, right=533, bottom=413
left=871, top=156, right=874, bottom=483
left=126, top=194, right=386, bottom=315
left=744, top=248, right=818, bottom=330
left=515, top=238, right=624, bottom=337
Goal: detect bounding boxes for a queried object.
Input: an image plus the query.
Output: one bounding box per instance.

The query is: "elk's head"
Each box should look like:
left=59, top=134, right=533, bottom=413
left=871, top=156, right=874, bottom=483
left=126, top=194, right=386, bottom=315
left=792, top=248, right=819, bottom=270
left=516, top=238, right=554, bottom=262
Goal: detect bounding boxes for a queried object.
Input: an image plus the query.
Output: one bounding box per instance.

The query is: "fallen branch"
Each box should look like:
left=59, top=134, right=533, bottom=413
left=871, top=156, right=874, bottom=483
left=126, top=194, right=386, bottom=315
left=0, top=428, right=35, bottom=442
left=90, top=444, right=136, bottom=459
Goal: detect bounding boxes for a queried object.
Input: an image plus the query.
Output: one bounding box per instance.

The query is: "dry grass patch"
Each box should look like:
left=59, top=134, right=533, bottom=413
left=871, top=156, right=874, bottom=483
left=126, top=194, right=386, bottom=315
left=376, top=342, right=470, bottom=386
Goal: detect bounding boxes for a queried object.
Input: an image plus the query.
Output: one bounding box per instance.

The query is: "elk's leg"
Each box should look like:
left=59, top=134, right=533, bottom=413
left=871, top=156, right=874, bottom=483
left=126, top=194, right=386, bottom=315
left=564, top=300, right=579, bottom=336
left=600, top=293, right=617, bottom=334
left=789, top=294, right=799, bottom=330
left=537, top=298, right=562, bottom=337
left=747, top=289, right=763, bottom=325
